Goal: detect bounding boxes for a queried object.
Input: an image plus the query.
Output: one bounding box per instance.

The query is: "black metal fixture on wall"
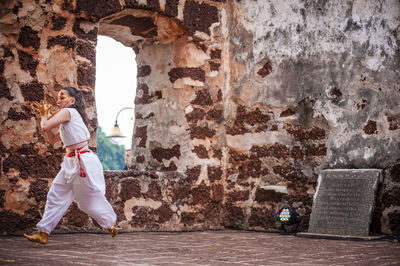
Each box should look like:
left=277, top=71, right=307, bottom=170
left=276, top=205, right=301, bottom=232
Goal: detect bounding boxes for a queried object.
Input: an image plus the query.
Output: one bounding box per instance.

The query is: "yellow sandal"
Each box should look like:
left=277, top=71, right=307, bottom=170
left=106, top=223, right=117, bottom=238
left=23, top=232, right=48, bottom=244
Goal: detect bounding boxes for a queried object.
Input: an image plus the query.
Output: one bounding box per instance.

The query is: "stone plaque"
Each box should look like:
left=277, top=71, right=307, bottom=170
left=307, top=169, right=381, bottom=237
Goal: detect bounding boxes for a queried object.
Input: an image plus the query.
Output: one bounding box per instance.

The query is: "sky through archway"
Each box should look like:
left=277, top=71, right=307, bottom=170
left=95, top=36, right=137, bottom=149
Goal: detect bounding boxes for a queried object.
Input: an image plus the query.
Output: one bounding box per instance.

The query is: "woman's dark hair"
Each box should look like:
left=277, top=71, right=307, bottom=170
left=62, top=86, right=88, bottom=126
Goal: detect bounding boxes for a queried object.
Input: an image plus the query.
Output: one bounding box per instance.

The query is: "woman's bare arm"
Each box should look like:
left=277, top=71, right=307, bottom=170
left=42, top=127, right=61, bottom=144
left=41, top=109, right=70, bottom=144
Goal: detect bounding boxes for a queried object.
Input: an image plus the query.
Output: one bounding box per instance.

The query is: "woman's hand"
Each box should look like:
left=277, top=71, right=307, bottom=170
left=32, top=100, right=68, bottom=144
left=32, top=100, right=54, bottom=119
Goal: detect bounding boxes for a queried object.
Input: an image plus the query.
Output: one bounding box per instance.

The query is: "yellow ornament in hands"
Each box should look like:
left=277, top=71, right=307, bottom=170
left=32, top=100, right=54, bottom=119
left=46, top=108, right=55, bottom=119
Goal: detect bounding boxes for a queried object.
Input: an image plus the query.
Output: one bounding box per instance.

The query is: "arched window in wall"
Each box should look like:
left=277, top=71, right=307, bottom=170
left=95, top=35, right=136, bottom=170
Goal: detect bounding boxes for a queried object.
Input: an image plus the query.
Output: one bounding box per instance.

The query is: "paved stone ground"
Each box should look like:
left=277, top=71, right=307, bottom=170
left=0, top=230, right=399, bottom=265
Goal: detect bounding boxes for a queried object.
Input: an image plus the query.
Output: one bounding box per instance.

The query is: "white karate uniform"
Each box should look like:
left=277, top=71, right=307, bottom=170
left=37, top=108, right=116, bottom=234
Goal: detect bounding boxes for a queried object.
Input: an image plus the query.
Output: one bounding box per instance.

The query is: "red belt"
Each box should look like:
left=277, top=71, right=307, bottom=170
left=67, top=146, right=90, bottom=177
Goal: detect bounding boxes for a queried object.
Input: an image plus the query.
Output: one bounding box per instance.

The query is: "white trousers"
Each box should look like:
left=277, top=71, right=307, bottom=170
left=37, top=151, right=116, bottom=234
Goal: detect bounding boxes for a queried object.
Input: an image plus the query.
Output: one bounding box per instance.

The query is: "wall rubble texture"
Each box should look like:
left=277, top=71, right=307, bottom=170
left=0, top=0, right=399, bottom=235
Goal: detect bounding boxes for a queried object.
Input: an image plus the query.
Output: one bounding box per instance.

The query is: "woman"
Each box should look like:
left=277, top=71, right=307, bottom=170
left=24, top=86, right=117, bottom=244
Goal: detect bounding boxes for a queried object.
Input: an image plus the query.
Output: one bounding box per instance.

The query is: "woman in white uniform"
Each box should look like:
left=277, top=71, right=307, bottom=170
left=24, top=86, right=117, bottom=244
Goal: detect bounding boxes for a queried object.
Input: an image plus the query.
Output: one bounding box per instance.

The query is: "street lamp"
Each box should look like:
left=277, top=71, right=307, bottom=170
left=107, top=107, right=134, bottom=139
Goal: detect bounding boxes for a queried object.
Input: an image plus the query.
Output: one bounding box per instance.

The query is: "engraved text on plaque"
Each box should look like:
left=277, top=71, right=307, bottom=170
left=307, top=169, right=381, bottom=237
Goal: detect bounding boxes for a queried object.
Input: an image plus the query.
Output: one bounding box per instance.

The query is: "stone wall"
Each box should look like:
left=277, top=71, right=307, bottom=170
left=0, top=0, right=399, bottom=235
left=225, top=0, right=400, bottom=235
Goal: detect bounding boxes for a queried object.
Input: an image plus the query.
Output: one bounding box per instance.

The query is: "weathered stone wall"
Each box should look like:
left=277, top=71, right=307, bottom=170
left=225, top=0, right=400, bottom=234
left=0, top=0, right=99, bottom=233
left=1, top=0, right=399, bottom=235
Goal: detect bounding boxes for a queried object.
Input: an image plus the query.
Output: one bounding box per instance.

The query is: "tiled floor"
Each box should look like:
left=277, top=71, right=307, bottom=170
left=0, top=230, right=399, bottom=265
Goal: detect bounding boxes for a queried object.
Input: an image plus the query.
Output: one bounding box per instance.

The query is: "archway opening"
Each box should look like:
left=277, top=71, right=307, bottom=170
left=95, top=35, right=137, bottom=170
left=95, top=8, right=195, bottom=172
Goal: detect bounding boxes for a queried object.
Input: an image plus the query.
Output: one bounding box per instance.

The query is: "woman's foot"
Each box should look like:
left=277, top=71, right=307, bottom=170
left=23, top=232, right=48, bottom=244
left=106, top=223, right=117, bottom=238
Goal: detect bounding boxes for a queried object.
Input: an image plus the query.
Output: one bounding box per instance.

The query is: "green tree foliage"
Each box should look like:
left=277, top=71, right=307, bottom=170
left=96, top=126, right=125, bottom=170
